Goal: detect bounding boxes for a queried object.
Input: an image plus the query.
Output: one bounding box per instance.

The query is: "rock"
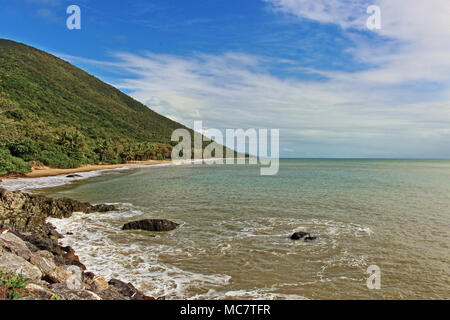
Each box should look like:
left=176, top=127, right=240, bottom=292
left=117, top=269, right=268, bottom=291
left=26, top=282, right=56, bottom=300
left=17, top=296, right=42, bottom=300
left=0, top=231, right=33, bottom=260
left=24, top=235, right=63, bottom=256
left=108, top=279, right=147, bottom=300
left=66, top=174, right=82, bottom=178
left=21, top=235, right=86, bottom=270
left=83, top=271, right=95, bottom=282
left=60, top=245, right=86, bottom=270
left=290, top=231, right=310, bottom=240
left=30, top=250, right=57, bottom=279
left=0, top=250, right=42, bottom=281
left=63, top=250, right=86, bottom=270
left=122, top=219, right=179, bottom=232
left=90, top=275, right=109, bottom=293
left=45, top=265, right=82, bottom=284
left=98, top=287, right=129, bottom=300
left=0, top=188, right=117, bottom=234
left=51, top=283, right=102, bottom=300
left=290, top=231, right=318, bottom=242
left=0, top=189, right=150, bottom=300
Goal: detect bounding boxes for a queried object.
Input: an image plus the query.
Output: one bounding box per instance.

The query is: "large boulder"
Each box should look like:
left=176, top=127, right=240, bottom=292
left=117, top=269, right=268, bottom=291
left=0, top=231, right=33, bottom=260
left=29, top=250, right=57, bottom=279
left=51, top=283, right=102, bottom=300
left=22, top=235, right=86, bottom=270
left=0, top=250, right=42, bottom=281
left=45, top=265, right=83, bottom=285
left=0, top=188, right=117, bottom=233
left=25, top=282, right=57, bottom=300
left=122, top=219, right=179, bottom=232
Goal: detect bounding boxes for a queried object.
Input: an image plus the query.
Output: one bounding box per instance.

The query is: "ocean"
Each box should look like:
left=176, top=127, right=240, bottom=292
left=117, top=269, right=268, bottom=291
left=2, top=159, right=449, bottom=299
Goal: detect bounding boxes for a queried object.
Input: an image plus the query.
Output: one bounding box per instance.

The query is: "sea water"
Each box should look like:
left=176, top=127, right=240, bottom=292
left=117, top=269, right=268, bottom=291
left=3, top=159, right=449, bottom=299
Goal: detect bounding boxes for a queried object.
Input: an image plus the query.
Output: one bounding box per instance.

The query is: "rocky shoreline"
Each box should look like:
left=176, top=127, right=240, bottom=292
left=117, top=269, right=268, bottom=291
left=0, top=188, right=155, bottom=300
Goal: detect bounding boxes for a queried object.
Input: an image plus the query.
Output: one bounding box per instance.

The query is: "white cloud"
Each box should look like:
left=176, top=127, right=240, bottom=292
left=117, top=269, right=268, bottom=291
left=266, top=0, right=450, bottom=86
left=59, top=0, right=450, bottom=157
left=265, top=0, right=369, bottom=29
left=68, top=50, right=447, bottom=158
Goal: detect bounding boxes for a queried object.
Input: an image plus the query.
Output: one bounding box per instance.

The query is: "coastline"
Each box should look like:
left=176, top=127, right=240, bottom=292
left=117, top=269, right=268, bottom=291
left=0, top=188, right=154, bottom=300
left=4, top=160, right=172, bottom=180
left=1, top=158, right=231, bottom=183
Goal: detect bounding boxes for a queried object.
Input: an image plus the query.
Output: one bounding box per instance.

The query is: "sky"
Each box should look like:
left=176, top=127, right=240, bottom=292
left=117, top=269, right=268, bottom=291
left=0, top=0, right=449, bottom=158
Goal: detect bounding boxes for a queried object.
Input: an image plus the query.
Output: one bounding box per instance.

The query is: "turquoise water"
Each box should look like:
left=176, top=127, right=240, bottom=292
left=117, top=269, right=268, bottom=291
left=34, top=159, right=449, bottom=299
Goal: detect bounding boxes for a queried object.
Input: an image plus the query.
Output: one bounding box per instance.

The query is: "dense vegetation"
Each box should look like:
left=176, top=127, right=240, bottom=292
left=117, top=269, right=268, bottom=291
left=0, top=39, right=224, bottom=176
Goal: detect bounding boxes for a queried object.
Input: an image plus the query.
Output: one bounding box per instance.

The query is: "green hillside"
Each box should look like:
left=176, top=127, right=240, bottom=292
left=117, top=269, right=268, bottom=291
left=0, top=39, right=201, bottom=175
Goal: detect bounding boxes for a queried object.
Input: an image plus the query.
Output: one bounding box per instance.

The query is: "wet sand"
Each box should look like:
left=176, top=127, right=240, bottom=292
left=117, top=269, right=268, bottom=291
left=11, top=160, right=172, bottom=179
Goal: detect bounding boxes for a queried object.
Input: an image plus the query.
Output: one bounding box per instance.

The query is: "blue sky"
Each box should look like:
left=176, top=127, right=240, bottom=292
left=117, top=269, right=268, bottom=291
left=1, top=0, right=449, bottom=158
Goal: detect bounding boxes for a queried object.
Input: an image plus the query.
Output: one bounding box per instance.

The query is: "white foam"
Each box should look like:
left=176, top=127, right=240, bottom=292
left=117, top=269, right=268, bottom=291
left=0, top=159, right=231, bottom=192
left=47, top=208, right=233, bottom=299
left=0, top=161, right=188, bottom=191
left=191, top=288, right=308, bottom=300
left=0, top=170, right=98, bottom=191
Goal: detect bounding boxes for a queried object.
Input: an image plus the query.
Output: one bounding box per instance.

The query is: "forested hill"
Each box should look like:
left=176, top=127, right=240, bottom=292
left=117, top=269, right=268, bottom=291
left=0, top=39, right=195, bottom=175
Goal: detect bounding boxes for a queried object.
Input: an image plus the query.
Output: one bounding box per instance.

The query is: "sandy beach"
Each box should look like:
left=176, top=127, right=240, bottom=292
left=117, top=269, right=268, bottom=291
left=1, top=158, right=228, bottom=181
left=6, top=160, right=172, bottom=179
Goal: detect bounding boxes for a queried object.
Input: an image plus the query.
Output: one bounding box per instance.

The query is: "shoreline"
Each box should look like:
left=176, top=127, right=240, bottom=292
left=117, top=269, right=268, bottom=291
left=1, top=158, right=233, bottom=181
left=0, top=188, right=154, bottom=300
left=5, top=160, right=172, bottom=180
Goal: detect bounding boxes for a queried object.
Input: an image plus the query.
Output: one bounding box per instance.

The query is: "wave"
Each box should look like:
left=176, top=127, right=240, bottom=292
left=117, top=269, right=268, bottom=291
left=0, top=159, right=224, bottom=192
left=47, top=201, right=374, bottom=299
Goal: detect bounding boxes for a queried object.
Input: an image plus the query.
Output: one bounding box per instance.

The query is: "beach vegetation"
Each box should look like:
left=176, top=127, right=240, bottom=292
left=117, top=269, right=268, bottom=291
left=0, top=39, right=234, bottom=176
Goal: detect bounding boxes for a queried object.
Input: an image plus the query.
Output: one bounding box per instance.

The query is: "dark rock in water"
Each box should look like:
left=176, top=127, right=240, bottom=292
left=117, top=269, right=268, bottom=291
left=290, top=231, right=318, bottom=242
left=304, top=236, right=317, bottom=242
left=290, top=231, right=310, bottom=240
left=122, top=219, right=179, bottom=232
left=66, top=174, right=82, bottom=178
left=108, top=279, right=152, bottom=300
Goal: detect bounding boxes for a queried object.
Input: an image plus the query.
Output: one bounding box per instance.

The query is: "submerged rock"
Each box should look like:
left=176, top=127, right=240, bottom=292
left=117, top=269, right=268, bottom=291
left=122, top=219, right=179, bottom=232
left=290, top=231, right=317, bottom=242
left=66, top=174, right=82, bottom=178
left=290, top=231, right=310, bottom=240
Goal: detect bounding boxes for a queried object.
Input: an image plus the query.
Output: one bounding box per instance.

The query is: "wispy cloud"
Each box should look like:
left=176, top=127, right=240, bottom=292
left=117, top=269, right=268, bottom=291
left=60, top=49, right=450, bottom=158
left=57, top=0, right=450, bottom=158
left=266, top=0, right=450, bottom=86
